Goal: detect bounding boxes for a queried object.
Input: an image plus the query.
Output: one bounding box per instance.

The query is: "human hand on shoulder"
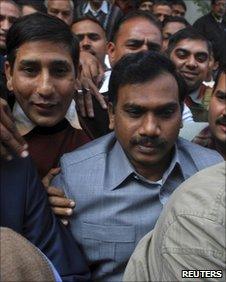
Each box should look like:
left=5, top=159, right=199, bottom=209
left=0, top=98, right=28, bottom=161
left=42, top=167, right=76, bottom=226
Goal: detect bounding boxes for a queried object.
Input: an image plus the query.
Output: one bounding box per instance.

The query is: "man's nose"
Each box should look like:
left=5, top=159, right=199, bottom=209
left=81, top=36, right=91, bottom=49
left=140, top=43, right=149, bottom=52
left=139, top=114, right=161, bottom=137
left=37, top=71, right=54, bottom=97
left=186, top=55, right=198, bottom=68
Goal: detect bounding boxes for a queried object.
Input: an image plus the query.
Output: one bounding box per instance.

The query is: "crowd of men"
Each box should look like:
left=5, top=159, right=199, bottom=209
left=0, top=0, right=225, bottom=281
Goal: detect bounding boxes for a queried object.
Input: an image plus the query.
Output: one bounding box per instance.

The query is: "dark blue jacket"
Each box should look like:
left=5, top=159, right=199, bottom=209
left=0, top=156, right=91, bottom=282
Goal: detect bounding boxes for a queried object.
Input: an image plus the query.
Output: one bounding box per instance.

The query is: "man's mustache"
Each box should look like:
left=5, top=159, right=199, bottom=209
left=216, top=115, right=226, bottom=126
left=130, top=136, right=166, bottom=147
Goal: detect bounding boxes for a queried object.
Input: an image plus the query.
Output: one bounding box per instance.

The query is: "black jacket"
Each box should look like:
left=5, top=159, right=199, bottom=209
left=0, top=156, right=91, bottom=282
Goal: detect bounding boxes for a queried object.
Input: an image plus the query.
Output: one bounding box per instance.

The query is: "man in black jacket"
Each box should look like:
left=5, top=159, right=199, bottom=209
left=193, top=0, right=226, bottom=65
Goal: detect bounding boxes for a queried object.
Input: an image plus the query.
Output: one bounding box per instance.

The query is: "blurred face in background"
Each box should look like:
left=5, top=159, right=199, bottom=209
left=72, top=19, right=107, bottom=66
left=108, top=17, right=162, bottom=66
left=169, top=39, right=209, bottom=92
left=211, top=0, right=226, bottom=19
left=208, top=72, right=226, bottom=157
left=172, top=4, right=186, bottom=17
left=139, top=1, right=154, bottom=12
left=152, top=4, right=172, bottom=23
left=162, top=21, right=187, bottom=50
left=0, top=0, right=20, bottom=52
left=47, top=0, right=73, bottom=26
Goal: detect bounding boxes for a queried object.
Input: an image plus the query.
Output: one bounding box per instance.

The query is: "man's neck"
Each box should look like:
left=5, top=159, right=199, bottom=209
left=131, top=151, right=173, bottom=182
left=212, top=12, right=223, bottom=21
left=90, top=1, right=102, bottom=11
left=188, top=84, right=201, bottom=96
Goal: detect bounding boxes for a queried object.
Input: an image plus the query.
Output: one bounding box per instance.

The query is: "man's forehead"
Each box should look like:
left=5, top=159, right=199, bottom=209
left=173, top=39, right=209, bottom=53
left=14, top=41, right=73, bottom=62
left=117, top=18, right=161, bottom=41
left=72, top=20, right=104, bottom=34
left=118, top=75, right=179, bottom=102
left=0, top=1, right=20, bottom=17
left=48, top=0, right=72, bottom=10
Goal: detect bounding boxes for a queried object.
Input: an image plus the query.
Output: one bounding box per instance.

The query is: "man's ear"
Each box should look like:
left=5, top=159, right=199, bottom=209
left=4, top=61, right=13, bottom=91
left=107, top=42, right=116, bottom=66
left=108, top=102, right=115, bottom=130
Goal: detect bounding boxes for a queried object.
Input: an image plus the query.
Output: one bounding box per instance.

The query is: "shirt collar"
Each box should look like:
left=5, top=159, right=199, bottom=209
left=13, top=101, right=80, bottom=136
left=84, top=1, right=108, bottom=16
left=211, top=12, right=223, bottom=23
left=104, top=138, right=184, bottom=191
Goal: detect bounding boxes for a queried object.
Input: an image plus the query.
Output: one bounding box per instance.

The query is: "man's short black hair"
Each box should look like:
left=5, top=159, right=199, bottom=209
left=211, top=0, right=220, bottom=5
left=72, top=15, right=106, bottom=32
left=153, top=0, right=172, bottom=8
left=6, top=13, right=80, bottom=73
left=18, top=0, right=47, bottom=14
left=167, top=27, right=212, bottom=56
left=138, top=0, right=155, bottom=6
left=162, top=15, right=190, bottom=28
left=213, top=65, right=226, bottom=92
left=108, top=51, right=187, bottom=113
left=111, top=10, right=162, bottom=42
left=171, top=0, right=187, bottom=11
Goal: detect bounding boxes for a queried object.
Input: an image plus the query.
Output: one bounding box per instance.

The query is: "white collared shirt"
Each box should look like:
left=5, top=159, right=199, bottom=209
left=13, top=101, right=81, bottom=136
left=84, top=1, right=108, bottom=16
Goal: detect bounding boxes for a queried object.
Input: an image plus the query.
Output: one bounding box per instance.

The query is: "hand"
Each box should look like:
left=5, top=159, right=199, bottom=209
left=80, top=51, right=104, bottom=85
left=75, top=77, right=107, bottom=118
left=0, top=98, right=28, bottom=160
left=42, top=167, right=76, bottom=226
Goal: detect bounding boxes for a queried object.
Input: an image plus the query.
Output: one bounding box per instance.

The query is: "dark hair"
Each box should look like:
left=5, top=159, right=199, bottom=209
left=167, top=27, right=212, bottom=56
left=18, top=0, right=47, bottom=14
left=138, top=0, right=155, bottom=6
left=111, top=10, right=162, bottom=42
left=72, top=15, right=106, bottom=32
left=108, top=51, right=187, bottom=113
left=162, top=15, right=190, bottom=28
left=153, top=0, right=172, bottom=8
left=171, top=0, right=187, bottom=11
left=213, top=65, right=226, bottom=91
left=211, top=0, right=220, bottom=5
left=6, top=13, right=80, bottom=72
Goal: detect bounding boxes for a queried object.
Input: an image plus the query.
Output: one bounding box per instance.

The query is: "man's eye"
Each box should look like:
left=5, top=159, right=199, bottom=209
left=126, top=42, right=141, bottom=49
left=21, top=67, right=37, bottom=75
left=62, top=12, right=70, bottom=17
left=216, top=92, right=226, bottom=101
left=89, top=34, right=100, bottom=41
left=195, top=53, right=208, bottom=63
left=53, top=68, right=68, bottom=77
left=77, top=35, right=84, bottom=42
left=158, top=109, right=175, bottom=118
left=175, top=50, right=188, bottom=59
left=126, top=109, right=143, bottom=118
left=9, top=17, right=17, bottom=24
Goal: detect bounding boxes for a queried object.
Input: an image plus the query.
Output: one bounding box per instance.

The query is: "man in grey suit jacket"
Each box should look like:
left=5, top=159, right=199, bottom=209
left=53, top=52, right=223, bottom=281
